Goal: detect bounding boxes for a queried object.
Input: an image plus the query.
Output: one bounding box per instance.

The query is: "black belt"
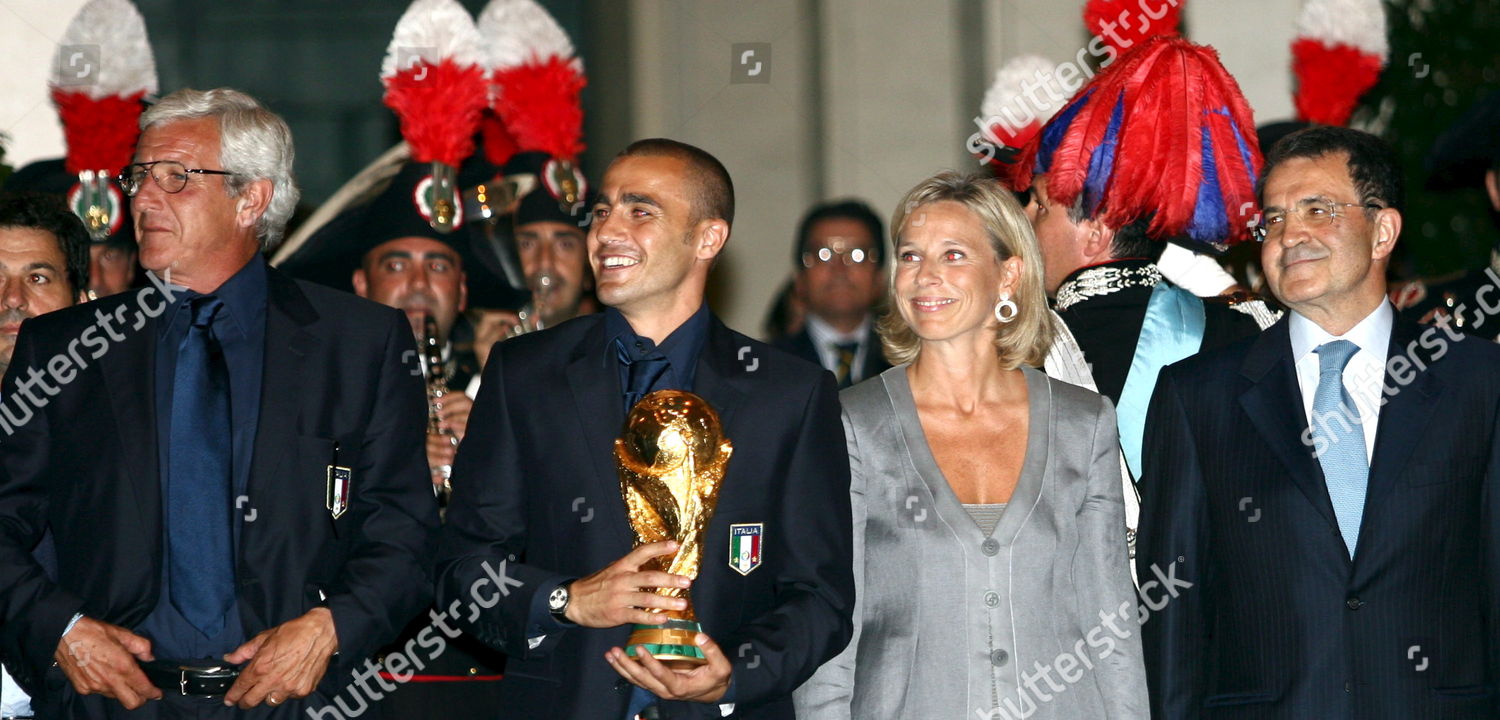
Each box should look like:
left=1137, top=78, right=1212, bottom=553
left=140, top=660, right=241, bottom=697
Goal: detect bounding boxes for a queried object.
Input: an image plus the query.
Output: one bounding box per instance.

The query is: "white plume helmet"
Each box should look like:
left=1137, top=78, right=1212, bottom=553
left=477, top=0, right=583, bottom=73
left=49, top=0, right=157, bottom=99
left=380, top=0, right=486, bottom=79
left=979, top=54, right=1069, bottom=146
left=1295, top=0, right=1389, bottom=62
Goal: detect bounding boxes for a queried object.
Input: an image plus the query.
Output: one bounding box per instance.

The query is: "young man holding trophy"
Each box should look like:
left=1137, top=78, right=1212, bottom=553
left=435, top=138, right=855, bottom=719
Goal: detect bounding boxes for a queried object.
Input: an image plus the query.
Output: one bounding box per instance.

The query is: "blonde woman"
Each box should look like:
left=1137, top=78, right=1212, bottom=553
left=794, top=172, right=1146, bottom=719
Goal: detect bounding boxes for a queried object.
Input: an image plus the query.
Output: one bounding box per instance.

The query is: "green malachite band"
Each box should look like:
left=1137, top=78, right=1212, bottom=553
left=627, top=643, right=706, bottom=661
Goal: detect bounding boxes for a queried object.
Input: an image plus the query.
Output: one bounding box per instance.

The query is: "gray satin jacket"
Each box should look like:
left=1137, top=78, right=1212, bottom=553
left=794, top=365, right=1148, bottom=719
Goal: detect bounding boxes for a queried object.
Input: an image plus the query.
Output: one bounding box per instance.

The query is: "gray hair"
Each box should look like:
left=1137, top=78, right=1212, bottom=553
left=140, top=88, right=299, bottom=248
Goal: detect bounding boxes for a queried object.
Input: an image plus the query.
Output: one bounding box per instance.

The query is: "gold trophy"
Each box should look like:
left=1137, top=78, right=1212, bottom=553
left=615, top=390, right=733, bottom=667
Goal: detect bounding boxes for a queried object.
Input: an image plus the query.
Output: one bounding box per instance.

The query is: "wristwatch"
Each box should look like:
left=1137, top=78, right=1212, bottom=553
left=547, top=580, right=573, bottom=621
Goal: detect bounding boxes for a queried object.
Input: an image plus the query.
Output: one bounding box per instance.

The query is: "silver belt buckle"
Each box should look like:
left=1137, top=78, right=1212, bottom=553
left=179, top=669, right=188, bottom=695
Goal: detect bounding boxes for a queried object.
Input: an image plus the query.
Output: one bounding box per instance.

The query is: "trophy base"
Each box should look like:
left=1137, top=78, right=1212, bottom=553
left=625, top=618, right=707, bottom=668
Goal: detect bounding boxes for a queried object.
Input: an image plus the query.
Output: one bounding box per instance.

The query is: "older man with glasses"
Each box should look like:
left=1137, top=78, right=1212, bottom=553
left=1139, top=125, right=1500, bottom=719
left=0, top=88, right=437, bottom=719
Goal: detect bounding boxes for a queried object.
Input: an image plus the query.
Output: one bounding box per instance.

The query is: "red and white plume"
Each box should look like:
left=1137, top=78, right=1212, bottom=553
left=1291, top=0, right=1388, bottom=126
left=1084, top=0, right=1184, bottom=61
left=980, top=55, right=1070, bottom=153
left=478, top=0, right=586, bottom=164
left=380, top=0, right=489, bottom=168
left=48, top=0, right=157, bottom=177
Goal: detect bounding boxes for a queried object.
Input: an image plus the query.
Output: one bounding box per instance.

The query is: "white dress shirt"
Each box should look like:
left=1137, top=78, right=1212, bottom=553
left=0, top=664, right=30, bottom=718
left=1288, top=301, right=1394, bottom=464
left=804, top=313, right=872, bottom=382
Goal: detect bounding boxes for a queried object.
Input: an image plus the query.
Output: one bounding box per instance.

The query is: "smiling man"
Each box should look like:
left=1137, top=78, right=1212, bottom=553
left=436, top=138, right=854, bottom=720
left=1139, top=126, right=1500, bottom=718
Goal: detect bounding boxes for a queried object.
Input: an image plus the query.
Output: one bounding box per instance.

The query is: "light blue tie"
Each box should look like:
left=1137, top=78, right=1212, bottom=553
left=1310, top=340, right=1368, bottom=557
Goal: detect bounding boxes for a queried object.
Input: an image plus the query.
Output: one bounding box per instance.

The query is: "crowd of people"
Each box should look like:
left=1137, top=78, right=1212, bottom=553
left=0, top=2, right=1496, bottom=719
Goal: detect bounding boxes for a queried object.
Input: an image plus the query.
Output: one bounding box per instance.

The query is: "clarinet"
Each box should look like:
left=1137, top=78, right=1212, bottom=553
left=423, top=314, right=453, bottom=506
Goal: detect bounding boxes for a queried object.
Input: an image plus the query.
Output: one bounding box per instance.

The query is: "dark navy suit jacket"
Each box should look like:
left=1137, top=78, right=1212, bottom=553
left=0, top=266, right=439, bottom=710
left=1138, top=316, right=1500, bottom=719
left=436, top=312, right=854, bottom=719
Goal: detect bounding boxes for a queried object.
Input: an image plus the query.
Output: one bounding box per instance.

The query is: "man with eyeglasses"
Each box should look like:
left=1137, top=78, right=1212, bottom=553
left=0, top=88, right=437, bottom=718
left=1139, top=126, right=1500, bottom=718
left=772, top=200, right=889, bottom=388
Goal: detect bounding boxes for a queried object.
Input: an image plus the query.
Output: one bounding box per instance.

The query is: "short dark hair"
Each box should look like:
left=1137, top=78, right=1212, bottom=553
left=1258, top=126, right=1405, bottom=214
left=793, top=199, right=886, bottom=268
left=616, top=138, right=735, bottom=226
left=1065, top=199, right=1163, bottom=261
left=0, top=192, right=91, bottom=294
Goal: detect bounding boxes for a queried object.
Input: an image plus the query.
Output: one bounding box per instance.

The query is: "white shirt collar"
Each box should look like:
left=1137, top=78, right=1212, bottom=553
left=805, top=312, right=871, bottom=347
left=1289, top=300, right=1394, bottom=365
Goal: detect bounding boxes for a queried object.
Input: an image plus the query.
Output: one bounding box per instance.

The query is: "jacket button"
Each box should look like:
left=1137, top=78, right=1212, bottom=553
left=981, top=537, right=999, bottom=556
left=983, top=591, right=1000, bottom=608
left=990, top=649, right=1009, bottom=667
left=1346, top=598, right=1362, bottom=610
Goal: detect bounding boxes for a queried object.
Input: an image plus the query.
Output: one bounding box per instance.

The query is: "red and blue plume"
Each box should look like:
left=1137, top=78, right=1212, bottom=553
left=1013, top=36, right=1263, bottom=247
left=49, top=0, right=157, bottom=177
left=1083, top=0, right=1184, bottom=61
left=380, top=0, right=489, bottom=167
left=1291, top=0, right=1387, bottom=126
left=478, top=0, right=586, bottom=163
left=975, top=55, right=1071, bottom=183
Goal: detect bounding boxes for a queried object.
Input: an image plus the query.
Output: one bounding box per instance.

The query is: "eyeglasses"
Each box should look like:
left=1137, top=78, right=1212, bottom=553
left=118, top=161, right=236, bottom=197
left=801, top=244, right=877, bottom=268
left=1253, top=199, right=1385, bottom=242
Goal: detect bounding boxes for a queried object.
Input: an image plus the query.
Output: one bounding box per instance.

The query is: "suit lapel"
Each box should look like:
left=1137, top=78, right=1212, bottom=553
left=99, top=291, right=162, bottom=531
left=1237, top=320, right=1341, bottom=533
left=1364, top=321, right=1441, bottom=510
left=692, top=319, right=749, bottom=433
left=246, top=269, right=317, bottom=499
left=565, top=320, right=635, bottom=542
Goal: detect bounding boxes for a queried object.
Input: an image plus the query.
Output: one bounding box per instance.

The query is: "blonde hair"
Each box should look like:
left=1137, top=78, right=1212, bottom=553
left=878, top=171, right=1053, bottom=370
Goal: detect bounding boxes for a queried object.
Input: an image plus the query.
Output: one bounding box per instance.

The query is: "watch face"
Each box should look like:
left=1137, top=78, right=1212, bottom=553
left=548, top=586, right=568, bottom=610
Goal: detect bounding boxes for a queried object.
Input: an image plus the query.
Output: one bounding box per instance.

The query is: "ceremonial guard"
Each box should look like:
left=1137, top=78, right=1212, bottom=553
left=1, top=0, right=154, bottom=300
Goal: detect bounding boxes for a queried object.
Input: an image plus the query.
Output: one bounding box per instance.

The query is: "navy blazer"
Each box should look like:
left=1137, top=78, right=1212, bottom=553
left=0, top=268, right=439, bottom=709
left=435, top=312, right=854, bottom=719
left=1138, top=316, right=1500, bottom=719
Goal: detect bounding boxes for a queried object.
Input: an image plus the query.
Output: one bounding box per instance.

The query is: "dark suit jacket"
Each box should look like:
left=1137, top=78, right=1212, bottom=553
left=435, top=312, right=855, bottom=719
left=0, top=267, right=439, bottom=707
left=1138, top=316, right=1500, bottom=719
left=772, top=324, right=889, bottom=387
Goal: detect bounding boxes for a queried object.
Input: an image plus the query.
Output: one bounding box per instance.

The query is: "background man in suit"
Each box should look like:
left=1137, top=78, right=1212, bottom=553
left=436, top=138, right=854, bottom=719
left=1139, top=126, right=1500, bottom=718
left=772, top=200, right=888, bottom=387
left=0, top=88, right=437, bottom=718
left=0, top=191, right=91, bottom=720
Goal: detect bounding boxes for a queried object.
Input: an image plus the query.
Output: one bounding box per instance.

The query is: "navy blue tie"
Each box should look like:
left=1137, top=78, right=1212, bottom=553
left=168, top=295, right=236, bottom=638
left=617, top=339, right=670, bottom=414
left=615, top=337, right=669, bottom=719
